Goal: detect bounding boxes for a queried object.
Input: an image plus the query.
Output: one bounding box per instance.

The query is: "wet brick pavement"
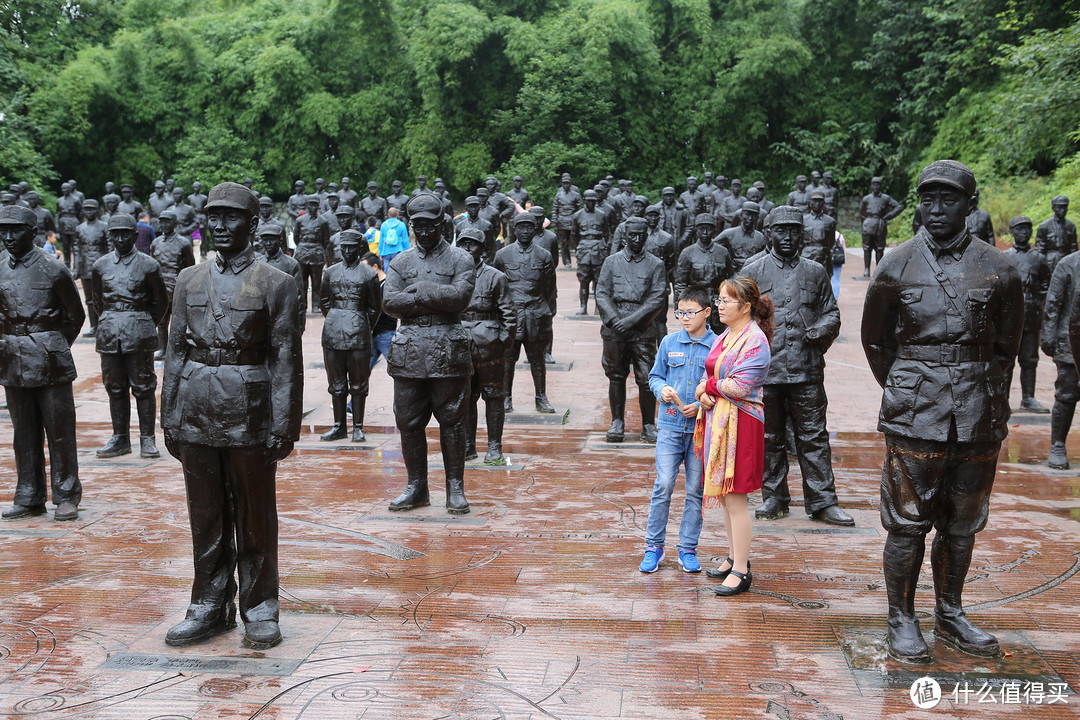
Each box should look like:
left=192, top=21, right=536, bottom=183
left=0, top=253, right=1077, bottom=718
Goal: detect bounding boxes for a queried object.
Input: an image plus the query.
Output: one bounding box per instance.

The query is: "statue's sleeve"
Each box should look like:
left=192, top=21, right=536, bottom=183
left=148, top=261, right=170, bottom=327
left=268, top=274, right=303, bottom=442
left=495, top=272, right=517, bottom=345
left=594, top=257, right=616, bottom=324
left=56, top=265, right=86, bottom=346
left=861, top=267, right=899, bottom=387
left=1041, top=264, right=1069, bottom=353
left=161, top=271, right=190, bottom=431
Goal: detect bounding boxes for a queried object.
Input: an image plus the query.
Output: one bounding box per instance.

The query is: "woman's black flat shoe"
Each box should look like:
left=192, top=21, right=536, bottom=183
left=705, top=558, right=750, bottom=580
left=714, top=569, right=752, bottom=597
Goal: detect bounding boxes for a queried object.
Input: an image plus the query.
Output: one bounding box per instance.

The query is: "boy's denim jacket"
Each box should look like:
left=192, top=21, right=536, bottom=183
left=648, top=327, right=718, bottom=434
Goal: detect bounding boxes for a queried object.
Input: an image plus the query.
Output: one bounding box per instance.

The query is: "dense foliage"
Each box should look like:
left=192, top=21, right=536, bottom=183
left=2, top=0, right=1078, bottom=209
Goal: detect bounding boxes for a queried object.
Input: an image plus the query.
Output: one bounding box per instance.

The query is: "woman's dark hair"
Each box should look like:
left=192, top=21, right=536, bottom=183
left=720, top=276, right=775, bottom=345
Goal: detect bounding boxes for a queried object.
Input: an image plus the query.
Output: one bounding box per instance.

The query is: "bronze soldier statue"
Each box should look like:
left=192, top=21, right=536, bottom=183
left=716, top=179, right=746, bottom=234
left=151, top=209, right=196, bottom=359
left=742, top=206, right=852, bottom=526
left=328, top=205, right=357, bottom=264
left=386, top=180, right=409, bottom=221
left=55, top=182, right=82, bottom=268
left=287, top=180, right=307, bottom=235
left=1040, top=235, right=1080, bottom=469
left=1003, top=216, right=1050, bottom=413
left=360, top=181, right=388, bottom=224
left=507, top=176, right=529, bottom=210
left=383, top=193, right=476, bottom=514
left=596, top=216, right=667, bottom=443
left=256, top=222, right=305, bottom=333
left=337, top=177, right=358, bottom=209
left=786, top=175, right=811, bottom=211
left=680, top=176, right=707, bottom=217
left=116, top=184, right=144, bottom=219
left=459, top=196, right=494, bottom=260
left=92, top=213, right=169, bottom=459
left=717, top=201, right=765, bottom=273
left=0, top=206, right=85, bottom=521
left=659, top=187, right=689, bottom=251
left=294, top=194, right=330, bottom=312
left=494, top=212, right=557, bottom=414
left=674, top=213, right=733, bottom=333
left=24, top=192, right=55, bottom=248
left=170, top=187, right=198, bottom=241
left=1036, top=195, right=1076, bottom=276
left=859, top=176, right=904, bottom=277
left=965, top=189, right=994, bottom=244
left=802, top=191, right=838, bottom=276
left=552, top=173, right=582, bottom=267
left=862, top=160, right=1022, bottom=663
left=820, top=172, right=838, bottom=217
left=162, top=182, right=303, bottom=650
left=147, top=180, right=174, bottom=232
left=572, top=189, right=609, bottom=314
left=457, top=228, right=516, bottom=464
left=319, top=229, right=381, bottom=443
left=188, top=181, right=207, bottom=246
left=74, top=200, right=109, bottom=337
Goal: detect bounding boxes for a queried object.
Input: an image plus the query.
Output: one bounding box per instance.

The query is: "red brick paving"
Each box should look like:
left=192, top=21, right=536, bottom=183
left=0, top=255, right=1076, bottom=718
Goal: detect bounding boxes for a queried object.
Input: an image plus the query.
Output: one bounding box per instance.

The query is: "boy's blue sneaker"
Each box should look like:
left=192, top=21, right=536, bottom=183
left=678, top=549, right=701, bottom=573
left=639, top=545, right=664, bottom=573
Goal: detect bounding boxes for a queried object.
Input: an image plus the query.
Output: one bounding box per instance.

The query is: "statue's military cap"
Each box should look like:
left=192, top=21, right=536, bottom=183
left=107, top=212, right=138, bottom=231
left=406, top=193, right=442, bottom=220
left=205, top=182, right=260, bottom=216
left=916, top=161, right=976, bottom=196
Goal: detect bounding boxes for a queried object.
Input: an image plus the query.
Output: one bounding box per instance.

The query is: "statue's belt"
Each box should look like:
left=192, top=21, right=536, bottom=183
left=461, top=311, right=499, bottom=322
left=401, top=314, right=459, bottom=327
left=188, top=347, right=266, bottom=366
left=327, top=301, right=367, bottom=310
left=103, top=303, right=152, bottom=312
left=896, top=344, right=993, bottom=364
left=3, top=322, right=58, bottom=336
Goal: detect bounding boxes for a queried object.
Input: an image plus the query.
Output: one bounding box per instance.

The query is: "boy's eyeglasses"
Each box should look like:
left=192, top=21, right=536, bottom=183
left=674, top=308, right=705, bottom=319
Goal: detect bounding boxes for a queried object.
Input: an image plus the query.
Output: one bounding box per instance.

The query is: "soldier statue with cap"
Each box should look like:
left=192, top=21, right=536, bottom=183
left=1003, top=216, right=1050, bottom=413
left=862, top=160, right=1022, bottom=663
left=642, top=203, right=678, bottom=320
left=255, top=222, right=305, bottom=334
left=318, top=229, right=381, bottom=443
left=965, top=190, right=994, bottom=244
left=802, top=191, right=838, bottom=276
left=717, top=179, right=746, bottom=234
left=459, top=196, right=494, bottom=259
left=74, top=199, right=109, bottom=337
left=456, top=227, right=517, bottom=464
left=382, top=192, right=476, bottom=514
left=552, top=173, right=582, bottom=266
left=92, top=213, right=169, bottom=459
left=1036, top=195, right=1076, bottom=276
left=860, top=176, right=904, bottom=277
left=572, top=189, right=610, bottom=314
left=1039, top=222, right=1080, bottom=470
left=787, top=175, right=811, bottom=211
left=596, top=216, right=667, bottom=443
left=742, top=206, right=852, bottom=527
left=257, top=195, right=276, bottom=233
left=680, top=176, right=707, bottom=217
left=151, top=208, right=196, bottom=359
left=55, top=182, right=82, bottom=268
left=528, top=205, right=559, bottom=262
left=820, top=172, right=838, bottom=217
left=286, top=180, right=307, bottom=235
left=507, top=175, right=529, bottom=209
left=0, top=205, right=85, bottom=522
left=162, top=182, right=303, bottom=650
left=386, top=180, right=409, bottom=221
left=24, top=192, right=55, bottom=248
left=494, top=212, right=558, bottom=414
left=659, top=187, right=690, bottom=251
left=294, top=194, right=330, bottom=312
left=147, top=180, right=174, bottom=232
left=674, top=213, right=733, bottom=333
left=328, top=205, right=357, bottom=264
left=116, top=184, right=144, bottom=219
left=360, top=181, right=388, bottom=224
left=717, top=201, right=765, bottom=273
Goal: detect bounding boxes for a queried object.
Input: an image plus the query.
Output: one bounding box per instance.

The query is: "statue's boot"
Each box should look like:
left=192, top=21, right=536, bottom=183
left=155, top=324, right=168, bottom=360
left=351, top=394, right=366, bottom=442
left=464, top=399, right=479, bottom=460
left=441, top=423, right=470, bottom=515
left=136, top=395, right=160, bottom=458
left=606, top=380, right=626, bottom=442
left=320, top=395, right=348, bottom=441
left=639, top=391, right=657, bottom=443
left=98, top=395, right=132, bottom=458
left=932, top=533, right=1000, bottom=657
left=1048, top=400, right=1074, bottom=469
left=884, top=532, right=931, bottom=663
left=863, top=248, right=872, bottom=277
left=576, top=287, right=589, bottom=315
left=484, top=400, right=505, bottom=464
left=532, top=364, right=555, bottom=413
left=389, top=429, right=430, bottom=511
left=1019, top=368, right=1049, bottom=413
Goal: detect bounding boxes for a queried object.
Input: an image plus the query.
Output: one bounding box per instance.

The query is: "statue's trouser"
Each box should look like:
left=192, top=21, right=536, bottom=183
left=602, top=338, right=658, bottom=429
left=762, top=382, right=839, bottom=513
left=6, top=384, right=81, bottom=508
left=101, top=351, right=157, bottom=439
left=178, top=443, right=279, bottom=625
left=880, top=433, right=998, bottom=646
left=393, top=376, right=470, bottom=504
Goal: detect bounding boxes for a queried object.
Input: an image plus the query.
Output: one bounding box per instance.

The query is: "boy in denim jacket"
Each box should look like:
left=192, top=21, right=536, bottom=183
left=640, top=288, right=717, bottom=572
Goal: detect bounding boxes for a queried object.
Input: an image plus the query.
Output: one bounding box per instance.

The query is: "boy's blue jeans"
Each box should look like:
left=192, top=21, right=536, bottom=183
left=644, top=428, right=703, bottom=551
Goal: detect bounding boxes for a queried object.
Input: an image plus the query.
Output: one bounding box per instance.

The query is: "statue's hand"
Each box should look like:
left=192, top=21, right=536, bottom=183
left=805, top=326, right=822, bottom=344
left=266, top=437, right=294, bottom=463
left=164, top=431, right=181, bottom=460
left=1040, top=340, right=1055, bottom=358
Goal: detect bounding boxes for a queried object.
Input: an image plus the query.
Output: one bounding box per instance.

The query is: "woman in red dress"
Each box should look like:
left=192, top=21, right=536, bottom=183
left=694, top=277, right=774, bottom=596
